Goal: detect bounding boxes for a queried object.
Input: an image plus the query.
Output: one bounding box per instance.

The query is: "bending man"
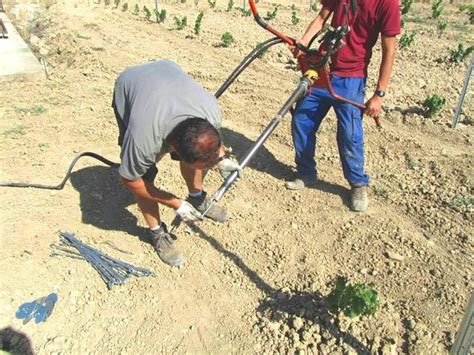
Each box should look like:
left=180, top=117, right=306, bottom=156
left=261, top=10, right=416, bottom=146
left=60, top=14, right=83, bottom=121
left=113, top=59, right=239, bottom=267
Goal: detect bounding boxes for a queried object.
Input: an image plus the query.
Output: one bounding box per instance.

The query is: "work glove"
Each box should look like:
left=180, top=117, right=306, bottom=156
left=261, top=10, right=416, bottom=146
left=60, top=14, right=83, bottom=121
left=175, top=200, right=203, bottom=222
left=217, top=158, right=242, bottom=179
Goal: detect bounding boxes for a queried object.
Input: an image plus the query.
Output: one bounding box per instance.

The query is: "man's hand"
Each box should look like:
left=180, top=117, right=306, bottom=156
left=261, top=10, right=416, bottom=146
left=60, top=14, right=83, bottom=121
left=217, top=158, right=241, bottom=179
left=364, top=95, right=384, bottom=118
left=176, top=200, right=203, bottom=222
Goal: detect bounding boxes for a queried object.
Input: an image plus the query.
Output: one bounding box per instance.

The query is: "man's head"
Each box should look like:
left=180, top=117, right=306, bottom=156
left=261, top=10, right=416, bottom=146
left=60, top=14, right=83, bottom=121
left=167, top=117, right=223, bottom=169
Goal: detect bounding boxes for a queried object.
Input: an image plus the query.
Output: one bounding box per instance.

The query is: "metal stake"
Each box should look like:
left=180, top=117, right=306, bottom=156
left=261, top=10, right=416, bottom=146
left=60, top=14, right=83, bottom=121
left=452, top=55, right=473, bottom=129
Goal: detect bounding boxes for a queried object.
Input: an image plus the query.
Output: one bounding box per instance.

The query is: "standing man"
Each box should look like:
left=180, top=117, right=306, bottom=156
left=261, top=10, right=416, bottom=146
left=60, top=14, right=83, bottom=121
left=286, top=0, right=400, bottom=212
left=113, top=59, right=240, bottom=267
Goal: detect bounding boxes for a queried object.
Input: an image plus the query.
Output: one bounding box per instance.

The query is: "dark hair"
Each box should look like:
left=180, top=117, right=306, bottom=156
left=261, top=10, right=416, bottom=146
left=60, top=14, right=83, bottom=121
left=166, top=117, right=222, bottom=164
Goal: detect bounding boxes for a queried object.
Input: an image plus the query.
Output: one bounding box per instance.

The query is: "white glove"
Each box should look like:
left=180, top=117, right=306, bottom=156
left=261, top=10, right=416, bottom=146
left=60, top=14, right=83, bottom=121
left=217, top=158, right=242, bottom=179
left=176, top=200, right=203, bottom=222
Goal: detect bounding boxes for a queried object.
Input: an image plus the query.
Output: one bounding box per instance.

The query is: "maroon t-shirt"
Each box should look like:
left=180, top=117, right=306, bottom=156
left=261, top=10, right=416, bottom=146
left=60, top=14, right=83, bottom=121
left=321, top=0, right=401, bottom=77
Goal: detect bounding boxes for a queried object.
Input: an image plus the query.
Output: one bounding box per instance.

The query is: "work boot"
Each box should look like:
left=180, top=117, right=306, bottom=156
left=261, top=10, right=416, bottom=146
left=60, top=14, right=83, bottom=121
left=187, top=191, right=228, bottom=222
left=350, top=186, right=368, bottom=212
left=285, top=177, right=316, bottom=190
left=149, top=224, right=184, bottom=267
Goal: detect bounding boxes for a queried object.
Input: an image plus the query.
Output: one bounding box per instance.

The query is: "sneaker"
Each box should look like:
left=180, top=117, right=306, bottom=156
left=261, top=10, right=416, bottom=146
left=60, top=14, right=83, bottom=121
left=350, top=186, right=368, bottom=212
left=285, top=177, right=316, bottom=190
left=149, top=224, right=184, bottom=267
left=187, top=191, right=228, bottom=222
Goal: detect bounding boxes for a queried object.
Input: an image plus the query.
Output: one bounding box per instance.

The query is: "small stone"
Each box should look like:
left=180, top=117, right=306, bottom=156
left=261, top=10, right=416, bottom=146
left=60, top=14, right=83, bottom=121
left=386, top=251, right=405, bottom=261
left=291, top=317, right=305, bottom=331
left=39, top=47, right=49, bottom=57
left=30, top=35, right=41, bottom=46
left=407, top=319, right=416, bottom=330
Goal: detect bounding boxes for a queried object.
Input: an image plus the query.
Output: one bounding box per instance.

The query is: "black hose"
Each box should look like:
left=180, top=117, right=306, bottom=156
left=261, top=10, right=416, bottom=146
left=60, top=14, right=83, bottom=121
left=215, top=37, right=283, bottom=98
left=0, top=152, right=119, bottom=190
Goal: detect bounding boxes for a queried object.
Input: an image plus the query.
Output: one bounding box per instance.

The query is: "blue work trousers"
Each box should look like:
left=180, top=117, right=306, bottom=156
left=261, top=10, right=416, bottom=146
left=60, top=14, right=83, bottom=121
left=291, top=75, right=370, bottom=187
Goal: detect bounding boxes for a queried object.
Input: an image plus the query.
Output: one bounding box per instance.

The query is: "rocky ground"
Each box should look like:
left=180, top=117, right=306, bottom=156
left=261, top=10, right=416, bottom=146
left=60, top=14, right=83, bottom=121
left=0, top=0, right=472, bottom=353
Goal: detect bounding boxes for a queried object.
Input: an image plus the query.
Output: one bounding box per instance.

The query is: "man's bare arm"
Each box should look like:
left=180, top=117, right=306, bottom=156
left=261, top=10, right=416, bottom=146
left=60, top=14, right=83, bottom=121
left=300, top=7, right=332, bottom=47
left=121, top=177, right=181, bottom=210
left=364, top=35, right=398, bottom=118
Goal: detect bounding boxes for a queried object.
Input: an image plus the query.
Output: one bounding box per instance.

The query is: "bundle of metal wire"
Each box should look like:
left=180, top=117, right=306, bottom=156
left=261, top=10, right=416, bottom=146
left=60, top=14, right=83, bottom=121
left=52, top=231, right=155, bottom=289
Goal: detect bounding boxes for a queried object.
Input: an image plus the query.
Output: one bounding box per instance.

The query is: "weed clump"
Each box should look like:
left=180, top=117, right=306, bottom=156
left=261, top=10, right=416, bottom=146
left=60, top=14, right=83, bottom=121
left=422, top=95, right=446, bottom=118
left=399, top=31, right=415, bottom=48
left=174, top=16, right=187, bottom=30
left=327, top=277, right=380, bottom=318
left=448, top=43, right=474, bottom=63
left=221, top=31, right=234, bottom=47
left=194, top=11, right=204, bottom=35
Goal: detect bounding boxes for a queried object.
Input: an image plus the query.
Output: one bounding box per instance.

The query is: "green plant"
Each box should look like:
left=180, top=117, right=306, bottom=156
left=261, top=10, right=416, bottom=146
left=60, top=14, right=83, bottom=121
left=255, top=41, right=269, bottom=59
left=291, top=4, right=300, bottom=25
left=194, top=11, right=204, bottom=35
left=113, top=0, right=120, bottom=7
left=154, top=8, right=166, bottom=23
left=3, top=124, right=27, bottom=137
left=400, top=16, right=406, bottom=28
left=236, top=7, right=251, bottom=16
left=401, top=0, right=412, bottom=15
left=174, top=16, right=187, bottom=30
left=143, top=5, right=152, bottom=20
left=133, top=3, right=139, bottom=14
left=226, top=0, right=233, bottom=11
left=221, top=31, right=234, bottom=47
left=399, top=31, right=415, bottom=48
left=104, top=0, right=110, bottom=5
left=405, top=156, right=418, bottom=170
left=311, top=0, right=318, bottom=12
left=448, top=196, right=474, bottom=212
left=373, top=185, right=391, bottom=199
left=448, top=43, right=474, bottom=63
left=122, top=2, right=128, bottom=11
left=327, top=277, right=380, bottom=318
left=423, top=94, right=446, bottom=118
left=264, top=7, right=278, bottom=21
left=437, top=18, right=447, bottom=32
left=459, top=4, right=474, bottom=24
left=207, top=0, right=216, bottom=8
left=432, top=0, right=443, bottom=19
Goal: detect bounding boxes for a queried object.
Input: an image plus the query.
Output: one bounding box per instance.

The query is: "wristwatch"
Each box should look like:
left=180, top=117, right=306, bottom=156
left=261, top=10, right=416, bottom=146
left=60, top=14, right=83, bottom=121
left=375, top=90, right=386, bottom=97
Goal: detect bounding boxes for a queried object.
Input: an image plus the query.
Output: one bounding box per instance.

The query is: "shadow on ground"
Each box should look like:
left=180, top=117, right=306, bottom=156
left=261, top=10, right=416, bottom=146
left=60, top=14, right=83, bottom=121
left=221, top=127, right=294, bottom=181
left=313, top=180, right=351, bottom=209
left=221, top=128, right=351, bottom=208
left=191, top=222, right=369, bottom=353
left=69, top=166, right=149, bottom=243
left=0, top=327, right=35, bottom=355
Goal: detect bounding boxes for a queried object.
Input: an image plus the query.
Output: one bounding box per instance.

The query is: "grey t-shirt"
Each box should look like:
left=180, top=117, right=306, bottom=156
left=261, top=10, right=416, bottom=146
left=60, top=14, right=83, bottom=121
left=113, top=60, right=222, bottom=181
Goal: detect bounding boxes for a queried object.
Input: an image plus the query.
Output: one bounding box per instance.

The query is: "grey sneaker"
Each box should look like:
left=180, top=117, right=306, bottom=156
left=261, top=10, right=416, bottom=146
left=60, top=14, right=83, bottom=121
left=187, top=191, right=228, bottom=222
left=285, top=177, right=316, bottom=190
left=149, top=224, right=184, bottom=267
left=350, top=186, right=368, bottom=212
